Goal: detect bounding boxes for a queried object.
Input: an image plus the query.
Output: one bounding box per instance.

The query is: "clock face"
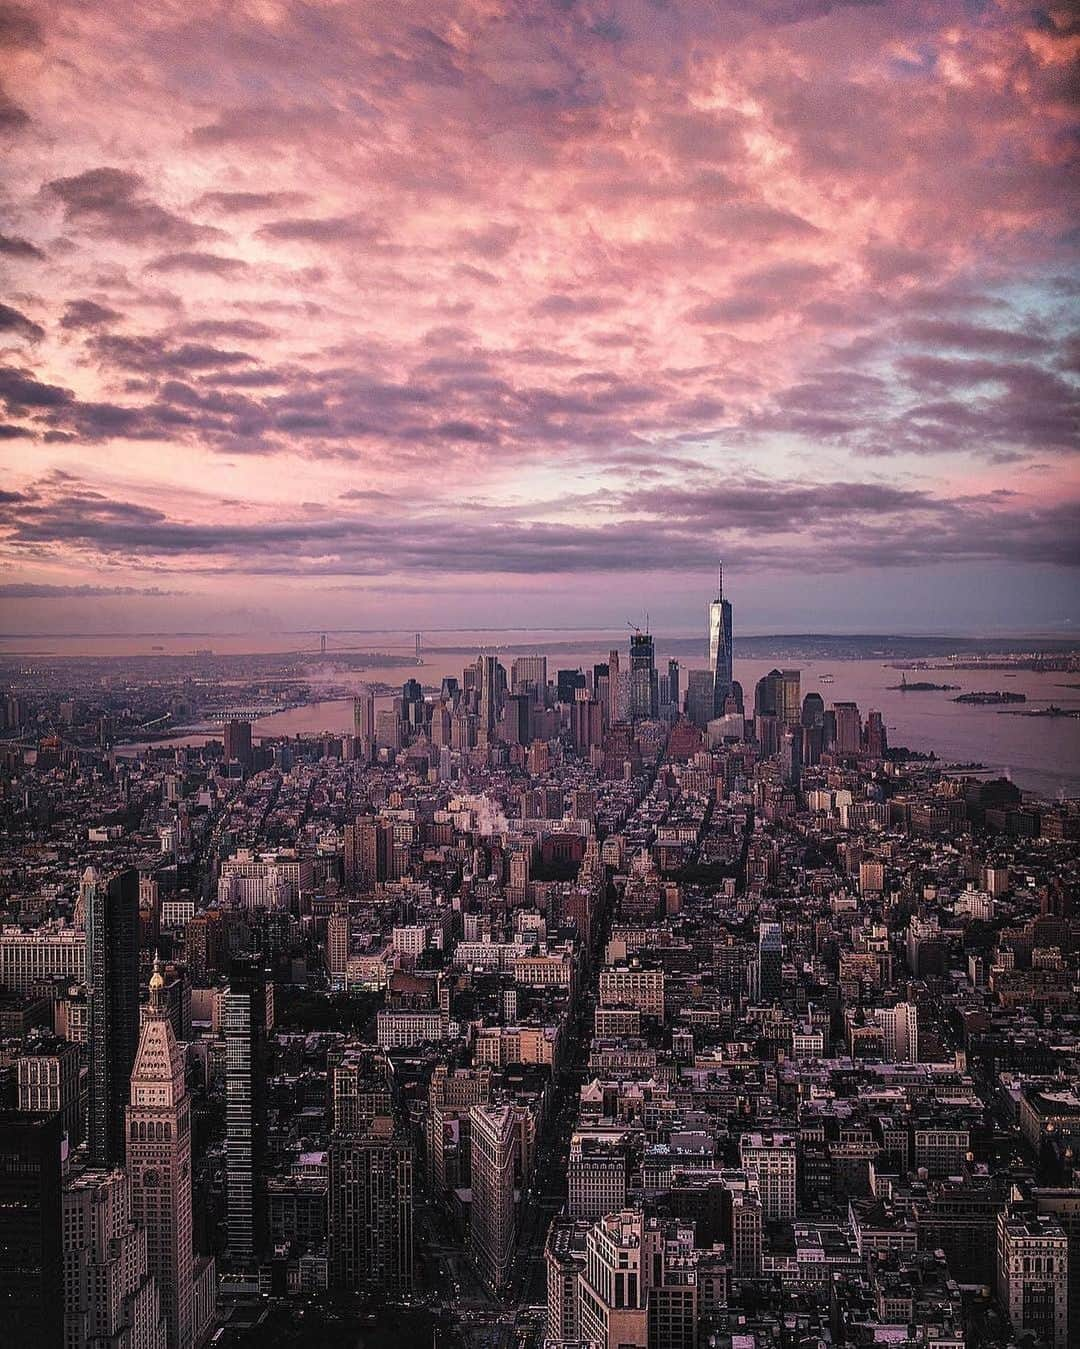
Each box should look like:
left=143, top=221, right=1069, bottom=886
left=143, top=1168, right=161, bottom=1188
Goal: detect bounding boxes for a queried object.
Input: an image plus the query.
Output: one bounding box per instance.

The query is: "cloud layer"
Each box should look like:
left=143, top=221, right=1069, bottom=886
left=0, top=0, right=1076, bottom=630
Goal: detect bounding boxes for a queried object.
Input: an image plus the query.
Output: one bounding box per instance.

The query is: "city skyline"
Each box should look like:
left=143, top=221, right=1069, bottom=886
left=0, top=2, right=1077, bottom=637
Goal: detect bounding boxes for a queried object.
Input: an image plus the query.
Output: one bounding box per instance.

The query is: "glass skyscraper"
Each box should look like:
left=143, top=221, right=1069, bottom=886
left=709, top=563, right=733, bottom=717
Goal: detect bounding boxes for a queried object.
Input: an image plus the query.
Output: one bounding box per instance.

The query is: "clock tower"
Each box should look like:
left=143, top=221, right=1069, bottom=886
left=126, top=956, right=194, bottom=1348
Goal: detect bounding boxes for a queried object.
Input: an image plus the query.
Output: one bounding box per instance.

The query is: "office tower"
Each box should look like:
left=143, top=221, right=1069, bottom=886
left=1032, top=1190, right=1080, bottom=1348
left=683, top=669, right=714, bottom=729
left=833, top=701, right=862, bottom=754
left=801, top=692, right=825, bottom=764
left=628, top=631, right=658, bottom=720
left=877, top=1000, right=919, bottom=1063
left=478, top=654, right=504, bottom=742
left=503, top=692, right=532, bottom=745
left=375, top=707, right=402, bottom=751
left=574, top=1209, right=699, bottom=1349
left=570, top=698, right=603, bottom=751
left=17, top=1038, right=81, bottom=1145
left=470, top=1103, right=517, bottom=1289
left=997, top=1209, right=1068, bottom=1349
left=556, top=668, right=586, bottom=704
left=667, top=658, right=680, bottom=712
left=326, top=913, right=349, bottom=987
left=0, top=1110, right=63, bottom=1346
left=512, top=654, right=547, bottom=701
left=140, top=874, right=161, bottom=947
left=223, top=965, right=270, bottom=1264
left=64, top=1167, right=166, bottom=1349
left=754, top=669, right=781, bottom=718
left=344, top=816, right=391, bottom=888
left=400, top=677, right=424, bottom=730
left=865, top=708, right=888, bottom=759
left=353, top=687, right=375, bottom=741
left=440, top=675, right=460, bottom=703
left=223, top=719, right=252, bottom=769
left=607, top=649, right=621, bottom=722
left=127, top=957, right=194, bottom=1349
left=739, top=1131, right=797, bottom=1221
left=544, top=1217, right=590, bottom=1345
left=86, top=866, right=140, bottom=1169
left=329, top=1116, right=414, bottom=1295
left=429, top=699, right=452, bottom=746
left=709, top=562, right=733, bottom=717
left=778, top=668, right=801, bottom=725
left=568, top=1133, right=629, bottom=1220
left=756, top=920, right=783, bottom=1003
left=780, top=726, right=802, bottom=785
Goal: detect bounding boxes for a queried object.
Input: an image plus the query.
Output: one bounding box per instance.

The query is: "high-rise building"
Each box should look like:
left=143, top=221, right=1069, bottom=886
left=606, top=649, right=621, bottom=723
left=470, top=1103, right=517, bottom=1290
left=571, top=1208, right=699, bottom=1349
left=223, top=720, right=253, bottom=769
left=708, top=563, right=733, bottom=717
left=628, top=632, right=658, bottom=721
left=329, top=1116, right=414, bottom=1295
left=877, top=1000, right=919, bottom=1063
left=833, top=701, right=862, bottom=754
left=685, top=669, right=715, bottom=730
left=778, top=669, right=801, bottom=725
left=865, top=707, right=888, bottom=759
left=353, top=687, right=375, bottom=741
left=223, top=965, right=271, bottom=1264
left=801, top=692, right=825, bottom=764
left=0, top=1110, right=64, bottom=1346
left=86, top=866, right=140, bottom=1169
left=739, top=1131, right=797, bottom=1222
left=511, top=654, right=547, bottom=702
left=756, top=921, right=783, bottom=1004
left=997, top=1209, right=1068, bottom=1349
left=477, top=654, right=505, bottom=743
left=326, top=913, right=349, bottom=987
left=1032, top=1189, right=1080, bottom=1348
left=126, top=957, right=195, bottom=1349
left=667, top=658, right=680, bottom=713
left=63, top=1167, right=166, bottom=1349
left=17, top=1038, right=81, bottom=1145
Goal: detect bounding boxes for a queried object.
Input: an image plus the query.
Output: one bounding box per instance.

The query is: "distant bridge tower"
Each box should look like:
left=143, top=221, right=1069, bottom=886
left=320, top=633, right=327, bottom=656
left=415, top=632, right=422, bottom=661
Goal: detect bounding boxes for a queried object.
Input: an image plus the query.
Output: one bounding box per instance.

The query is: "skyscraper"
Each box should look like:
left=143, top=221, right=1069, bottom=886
left=127, top=956, right=194, bottom=1349
left=223, top=964, right=270, bottom=1264
left=86, top=866, right=140, bottom=1169
left=470, top=1103, right=517, bottom=1290
left=628, top=632, right=658, bottom=721
left=479, top=654, right=504, bottom=742
left=223, top=720, right=252, bottom=769
left=757, top=921, right=783, bottom=1003
left=0, top=1110, right=63, bottom=1346
left=353, top=687, right=375, bottom=741
left=63, top=1167, right=166, bottom=1349
left=329, top=1116, right=414, bottom=1295
left=709, top=563, right=733, bottom=718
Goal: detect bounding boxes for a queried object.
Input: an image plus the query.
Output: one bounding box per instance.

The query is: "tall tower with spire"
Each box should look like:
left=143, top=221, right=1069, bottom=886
left=126, top=956, right=194, bottom=1349
left=708, top=563, right=733, bottom=718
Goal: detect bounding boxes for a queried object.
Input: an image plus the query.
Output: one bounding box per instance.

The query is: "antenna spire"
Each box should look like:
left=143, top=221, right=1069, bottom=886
left=718, top=561, right=723, bottom=601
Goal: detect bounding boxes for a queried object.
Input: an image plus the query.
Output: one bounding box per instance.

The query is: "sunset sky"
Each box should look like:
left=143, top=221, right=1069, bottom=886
left=0, top=0, right=1077, bottom=637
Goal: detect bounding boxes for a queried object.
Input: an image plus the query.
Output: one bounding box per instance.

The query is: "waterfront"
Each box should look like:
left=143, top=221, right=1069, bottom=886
left=112, top=636, right=1080, bottom=800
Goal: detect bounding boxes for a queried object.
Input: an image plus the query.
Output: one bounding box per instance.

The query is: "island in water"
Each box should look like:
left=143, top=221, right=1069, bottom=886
left=890, top=676, right=960, bottom=691
left=953, top=690, right=1027, bottom=705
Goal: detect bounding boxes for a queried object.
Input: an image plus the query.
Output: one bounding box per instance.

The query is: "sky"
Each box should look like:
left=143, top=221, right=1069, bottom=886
left=0, top=0, right=1077, bottom=638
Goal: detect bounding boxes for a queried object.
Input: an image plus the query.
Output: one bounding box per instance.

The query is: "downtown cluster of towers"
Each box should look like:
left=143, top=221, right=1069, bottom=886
left=344, top=564, right=885, bottom=773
